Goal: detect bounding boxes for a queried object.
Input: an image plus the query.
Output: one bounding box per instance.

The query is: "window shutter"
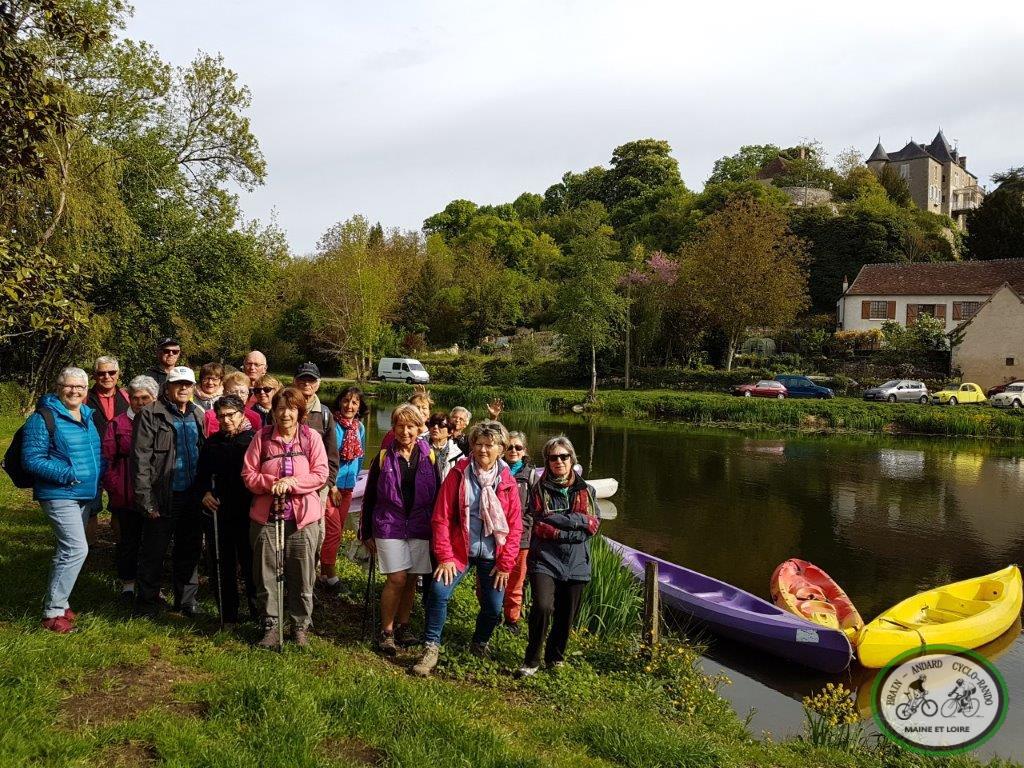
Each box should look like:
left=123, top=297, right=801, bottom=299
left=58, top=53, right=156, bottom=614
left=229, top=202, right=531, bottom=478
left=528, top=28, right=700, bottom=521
left=906, top=304, right=919, bottom=325
left=887, top=301, right=896, bottom=320
left=861, top=301, right=871, bottom=319
left=934, top=304, right=946, bottom=319
left=952, top=302, right=962, bottom=321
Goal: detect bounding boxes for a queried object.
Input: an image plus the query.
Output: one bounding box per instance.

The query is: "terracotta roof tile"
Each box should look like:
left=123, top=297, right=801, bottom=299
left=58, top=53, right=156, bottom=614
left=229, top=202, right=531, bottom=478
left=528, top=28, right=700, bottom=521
left=846, top=259, right=1024, bottom=296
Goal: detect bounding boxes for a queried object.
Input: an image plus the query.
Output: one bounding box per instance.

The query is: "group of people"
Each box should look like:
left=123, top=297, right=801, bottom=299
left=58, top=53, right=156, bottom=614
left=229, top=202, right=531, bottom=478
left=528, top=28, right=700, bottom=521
left=19, top=337, right=602, bottom=677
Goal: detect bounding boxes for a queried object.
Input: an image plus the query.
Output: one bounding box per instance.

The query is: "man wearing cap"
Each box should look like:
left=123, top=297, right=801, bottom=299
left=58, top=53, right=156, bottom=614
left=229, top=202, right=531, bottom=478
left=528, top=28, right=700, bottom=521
left=131, top=365, right=206, bottom=617
left=146, top=338, right=182, bottom=388
left=292, top=363, right=340, bottom=512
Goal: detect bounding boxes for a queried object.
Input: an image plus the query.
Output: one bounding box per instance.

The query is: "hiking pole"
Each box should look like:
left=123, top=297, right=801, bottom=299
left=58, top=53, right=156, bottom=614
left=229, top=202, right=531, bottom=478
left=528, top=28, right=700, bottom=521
left=273, top=492, right=286, bottom=651
left=362, top=552, right=376, bottom=640
left=211, top=480, right=224, bottom=631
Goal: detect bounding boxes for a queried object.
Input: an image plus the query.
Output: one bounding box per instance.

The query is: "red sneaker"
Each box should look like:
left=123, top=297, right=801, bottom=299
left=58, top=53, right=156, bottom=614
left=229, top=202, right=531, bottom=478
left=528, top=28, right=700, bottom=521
left=41, top=616, right=75, bottom=634
left=64, top=608, right=77, bottom=623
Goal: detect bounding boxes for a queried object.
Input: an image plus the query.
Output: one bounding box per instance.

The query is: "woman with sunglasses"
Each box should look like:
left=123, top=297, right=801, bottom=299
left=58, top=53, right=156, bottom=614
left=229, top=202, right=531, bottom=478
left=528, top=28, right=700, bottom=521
left=501, top=431, right=534, bottom=633
left=425, top=412, right=464, bottom=483
left=517, top=435, right=599, bottom=677
left=250, top=374, right=281, bottom=426
left=195, top=395, right=258, bottom=624
left=320, top=387, right=367, bottom=594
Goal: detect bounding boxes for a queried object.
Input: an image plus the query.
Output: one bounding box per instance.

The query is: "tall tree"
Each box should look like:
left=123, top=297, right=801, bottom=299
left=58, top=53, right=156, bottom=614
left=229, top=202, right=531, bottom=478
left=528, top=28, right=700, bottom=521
left=553, top=231, right=626, bottom=397
left=965, top=168, right=1024, bottom=261
left=677, top=198, right=809, bottom=370
left=706, top=144, right=781, bottom=184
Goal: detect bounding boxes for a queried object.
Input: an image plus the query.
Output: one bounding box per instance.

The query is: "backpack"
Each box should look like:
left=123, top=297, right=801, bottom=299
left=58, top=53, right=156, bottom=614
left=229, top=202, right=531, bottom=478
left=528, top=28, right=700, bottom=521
left=2, top=407, right=57, bottom=489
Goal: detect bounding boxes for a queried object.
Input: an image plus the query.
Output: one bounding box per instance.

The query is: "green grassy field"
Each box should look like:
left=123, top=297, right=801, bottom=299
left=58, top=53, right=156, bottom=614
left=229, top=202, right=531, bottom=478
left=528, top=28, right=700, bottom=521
left=354, top=383, right=1024, bottom=440
left=0, top=418, right=1014, bottom=767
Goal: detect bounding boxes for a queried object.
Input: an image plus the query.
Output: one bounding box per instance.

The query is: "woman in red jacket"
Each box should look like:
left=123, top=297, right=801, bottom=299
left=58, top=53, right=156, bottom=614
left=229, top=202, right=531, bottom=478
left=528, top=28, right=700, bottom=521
left=411, top=420, right=522, bottom=677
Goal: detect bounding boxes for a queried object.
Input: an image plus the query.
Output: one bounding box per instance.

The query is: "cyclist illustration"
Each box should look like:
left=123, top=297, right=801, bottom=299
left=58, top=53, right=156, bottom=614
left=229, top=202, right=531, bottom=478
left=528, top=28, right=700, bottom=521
left=942, top=678, right=980, bottom=718
left=896, top=674, right=938, bottom=720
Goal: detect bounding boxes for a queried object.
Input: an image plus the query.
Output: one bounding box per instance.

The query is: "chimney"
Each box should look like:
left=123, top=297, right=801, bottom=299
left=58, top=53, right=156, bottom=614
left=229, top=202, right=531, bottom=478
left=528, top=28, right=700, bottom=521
left=842, top=275, right=849, bottom=293
left=959, top=156, right=967, bottom=169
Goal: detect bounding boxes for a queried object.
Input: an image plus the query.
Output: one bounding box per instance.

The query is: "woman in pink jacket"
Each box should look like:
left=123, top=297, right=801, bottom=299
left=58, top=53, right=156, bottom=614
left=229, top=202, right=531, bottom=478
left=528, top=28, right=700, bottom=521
left=101, top=375, right=158, bottom=603
left=242, top=386, right=328, bottom=649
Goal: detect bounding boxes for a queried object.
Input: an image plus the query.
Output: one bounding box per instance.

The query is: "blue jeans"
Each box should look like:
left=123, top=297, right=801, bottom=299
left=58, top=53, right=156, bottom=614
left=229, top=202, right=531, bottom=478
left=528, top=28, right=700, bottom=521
left=424, top=557, right=503, bottom=646
left=40, top=499, right=91, bottom=619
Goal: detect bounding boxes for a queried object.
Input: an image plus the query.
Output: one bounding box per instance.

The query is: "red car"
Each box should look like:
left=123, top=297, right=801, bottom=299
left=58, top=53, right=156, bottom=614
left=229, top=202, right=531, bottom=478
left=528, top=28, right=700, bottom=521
left=986, top=383, right=1010, bottom=399
left=732, top=380, right=788, bottom=399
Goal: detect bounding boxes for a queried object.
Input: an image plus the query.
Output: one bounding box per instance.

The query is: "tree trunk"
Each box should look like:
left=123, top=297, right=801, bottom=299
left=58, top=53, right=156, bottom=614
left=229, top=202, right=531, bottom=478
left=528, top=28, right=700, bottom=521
left=624, top=282, right=632, bottom=390
left=590, top=344, right=597, bottom=399
left=725, top=335, right=738, bottom=371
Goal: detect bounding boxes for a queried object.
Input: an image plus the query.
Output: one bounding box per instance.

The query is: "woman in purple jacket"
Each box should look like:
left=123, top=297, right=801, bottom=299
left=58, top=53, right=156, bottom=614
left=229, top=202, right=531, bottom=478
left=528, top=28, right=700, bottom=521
left=359, top=403, right=439, bottom=656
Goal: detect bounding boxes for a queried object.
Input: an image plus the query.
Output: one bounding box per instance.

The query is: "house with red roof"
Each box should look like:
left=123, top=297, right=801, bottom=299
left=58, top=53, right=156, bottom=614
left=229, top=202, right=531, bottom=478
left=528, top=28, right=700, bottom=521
left=836, top=259, right=1024, bottom=334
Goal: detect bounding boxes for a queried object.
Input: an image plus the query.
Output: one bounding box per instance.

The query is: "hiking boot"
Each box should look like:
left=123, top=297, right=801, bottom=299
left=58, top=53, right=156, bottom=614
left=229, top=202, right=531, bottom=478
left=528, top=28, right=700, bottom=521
left=41, top=616, right=75, bottom=634
left=257, top=623, right=280, bottom=650
left=63, top=608, right=77, bottom=624
left=323, top=578, right=343, bottom=597
left=292, top=627, right=309, bottom=648
left=394, top=623, right=419, bottom=647
left=515, top=665, right=539, bottom=679
left=378, top=630, right=398, bottom=657
left=412, top=644, right=440, bottom=677
left=547, top=660, right=566, bottom=672
left=503, top=620, right=520, bottom=635
left=469, top=641, right=490, bottom=659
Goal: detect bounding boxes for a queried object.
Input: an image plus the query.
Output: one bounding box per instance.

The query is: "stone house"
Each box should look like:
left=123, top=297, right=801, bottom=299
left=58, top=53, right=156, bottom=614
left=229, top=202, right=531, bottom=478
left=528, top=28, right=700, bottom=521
left=866, top=130, right=983, bottom=228
left=949, top=283, right=1024, bottom=389
left=836, top=258, right=1024, bottom=333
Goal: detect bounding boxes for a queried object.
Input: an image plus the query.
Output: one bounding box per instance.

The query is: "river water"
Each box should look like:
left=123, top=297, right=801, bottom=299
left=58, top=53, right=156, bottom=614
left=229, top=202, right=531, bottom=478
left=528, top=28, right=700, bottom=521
left=365, top=407, right=1023, bottom=761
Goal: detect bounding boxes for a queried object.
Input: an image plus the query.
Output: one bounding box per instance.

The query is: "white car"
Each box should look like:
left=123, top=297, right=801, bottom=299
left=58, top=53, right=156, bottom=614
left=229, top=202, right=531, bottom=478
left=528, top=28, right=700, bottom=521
left=990, top=382, right=1024, bottom=409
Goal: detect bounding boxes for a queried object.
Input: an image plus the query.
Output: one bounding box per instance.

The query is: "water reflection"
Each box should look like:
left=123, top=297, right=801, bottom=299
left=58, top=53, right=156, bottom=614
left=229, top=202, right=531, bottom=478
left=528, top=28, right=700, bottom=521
left=362, top=407, right=1024, bottom=760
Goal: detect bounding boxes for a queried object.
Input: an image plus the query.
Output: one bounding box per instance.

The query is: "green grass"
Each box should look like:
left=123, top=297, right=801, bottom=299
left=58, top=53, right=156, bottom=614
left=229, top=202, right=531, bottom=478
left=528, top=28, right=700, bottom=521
left=354, top=382, right=1024, bottom=440
left=0, top=421, right=1015, bottom=767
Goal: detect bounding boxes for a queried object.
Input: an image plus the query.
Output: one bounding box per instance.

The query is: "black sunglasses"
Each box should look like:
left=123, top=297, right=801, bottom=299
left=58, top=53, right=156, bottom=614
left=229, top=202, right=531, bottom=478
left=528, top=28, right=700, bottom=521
left=250, top=387, right=274, bottom=394
left=547, top=453, right=572, bottom=462
left=507, top=444, right=525, bottom=451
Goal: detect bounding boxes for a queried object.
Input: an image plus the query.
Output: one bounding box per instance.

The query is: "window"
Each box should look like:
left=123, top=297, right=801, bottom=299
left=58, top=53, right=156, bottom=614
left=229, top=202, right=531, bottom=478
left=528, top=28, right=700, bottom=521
left=392, top=362, right=401, bottom=370
left=899, top=164, right=910, bottom=180
left=1008, top=358, right=1016, bottom=367
left=953, top=301, right=982, bottom=320
left=869, top=301, right=889, bottom=319
left=917, top=304, right=937, bottom=317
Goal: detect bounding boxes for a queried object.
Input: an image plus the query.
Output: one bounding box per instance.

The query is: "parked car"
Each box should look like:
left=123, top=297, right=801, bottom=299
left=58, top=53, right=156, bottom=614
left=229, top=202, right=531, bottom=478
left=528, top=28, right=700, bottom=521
left=989, top=382, right=1024, bottom=409
left=863, top=380, right=930, bottom=404
left=986, top=382, right=1011, bottom=399
left=376, top=357, right=429, bottom=384
left=774, top=374, right=834, bottom=399
left=930, top=383, right=987, bottom=406
left=733, top=380, right=788, bottom=399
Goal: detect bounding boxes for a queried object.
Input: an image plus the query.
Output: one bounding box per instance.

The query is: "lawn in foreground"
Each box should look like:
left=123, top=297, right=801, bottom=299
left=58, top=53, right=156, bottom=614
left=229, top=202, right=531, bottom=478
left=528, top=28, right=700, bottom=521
left=0, top=420, right=1013, bottom=767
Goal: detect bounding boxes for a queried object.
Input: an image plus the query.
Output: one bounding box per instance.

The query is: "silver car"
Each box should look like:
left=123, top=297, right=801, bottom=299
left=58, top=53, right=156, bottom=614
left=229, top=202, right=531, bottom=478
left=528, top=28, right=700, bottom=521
left=990, top=382, right=1024, bottom=409
left=863, top=379, right=930, bottom=404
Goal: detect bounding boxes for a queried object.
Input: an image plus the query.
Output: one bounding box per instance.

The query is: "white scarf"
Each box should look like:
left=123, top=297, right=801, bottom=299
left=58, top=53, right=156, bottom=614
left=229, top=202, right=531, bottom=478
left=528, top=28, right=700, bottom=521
left=465, top=460, right=509, bottom=547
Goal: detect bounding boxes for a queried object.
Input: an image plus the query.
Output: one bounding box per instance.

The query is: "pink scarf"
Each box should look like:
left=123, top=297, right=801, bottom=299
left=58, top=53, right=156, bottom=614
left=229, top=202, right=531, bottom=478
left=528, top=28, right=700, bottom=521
left=465, top=460, right=509, bottom=547
left=338, top=417, right=363, bottom=461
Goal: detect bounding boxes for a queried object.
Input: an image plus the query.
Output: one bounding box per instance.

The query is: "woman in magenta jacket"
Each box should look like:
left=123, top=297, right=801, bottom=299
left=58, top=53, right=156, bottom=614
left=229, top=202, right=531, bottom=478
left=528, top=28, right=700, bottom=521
left=101, top=375, right=159, bottom=602
left=411, top=420, right=522, bottom=677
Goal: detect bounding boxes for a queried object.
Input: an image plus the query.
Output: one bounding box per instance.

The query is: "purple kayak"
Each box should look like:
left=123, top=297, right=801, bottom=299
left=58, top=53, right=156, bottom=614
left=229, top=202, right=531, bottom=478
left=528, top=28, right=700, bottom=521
left=605, top=538, right=853, bottom=674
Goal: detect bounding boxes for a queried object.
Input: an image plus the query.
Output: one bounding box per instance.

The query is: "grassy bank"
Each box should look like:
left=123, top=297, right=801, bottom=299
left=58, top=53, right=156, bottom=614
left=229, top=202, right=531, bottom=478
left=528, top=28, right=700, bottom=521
left=358, top=383, right=1024, bottom=440
left=1, top=422, right=1010, bottom=767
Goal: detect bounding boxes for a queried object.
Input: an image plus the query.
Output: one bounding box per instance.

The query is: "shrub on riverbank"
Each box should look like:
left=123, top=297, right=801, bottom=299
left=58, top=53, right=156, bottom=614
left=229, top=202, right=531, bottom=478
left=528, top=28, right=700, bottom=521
left=360, top=382, right=1024, bottom=440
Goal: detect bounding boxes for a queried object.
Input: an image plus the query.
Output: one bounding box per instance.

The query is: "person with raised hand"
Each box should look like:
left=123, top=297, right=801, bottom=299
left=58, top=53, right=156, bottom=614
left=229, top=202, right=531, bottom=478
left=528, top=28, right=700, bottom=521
left=412, top=420, right=522, bottom=677
left=23, top=367, right=103, bottom=633
left=517, top=435, right=599, bottom=678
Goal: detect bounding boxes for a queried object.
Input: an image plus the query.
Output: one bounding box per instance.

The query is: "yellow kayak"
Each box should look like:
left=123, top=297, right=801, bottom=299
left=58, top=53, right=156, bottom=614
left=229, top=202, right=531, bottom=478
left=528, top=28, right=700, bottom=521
left=856, top=565, right=1022, bottom=668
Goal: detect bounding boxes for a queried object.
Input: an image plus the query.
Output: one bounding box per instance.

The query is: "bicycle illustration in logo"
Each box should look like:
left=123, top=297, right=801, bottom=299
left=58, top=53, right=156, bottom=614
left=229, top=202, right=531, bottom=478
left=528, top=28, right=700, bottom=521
left=941, top=679, right=980, bottom=718
left=896, top=674, right=939, bottom=720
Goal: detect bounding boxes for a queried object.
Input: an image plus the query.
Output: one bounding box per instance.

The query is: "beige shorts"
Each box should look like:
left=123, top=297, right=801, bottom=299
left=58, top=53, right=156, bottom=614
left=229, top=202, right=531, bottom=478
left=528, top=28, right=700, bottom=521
left=375, top=538, right=432, bottom=575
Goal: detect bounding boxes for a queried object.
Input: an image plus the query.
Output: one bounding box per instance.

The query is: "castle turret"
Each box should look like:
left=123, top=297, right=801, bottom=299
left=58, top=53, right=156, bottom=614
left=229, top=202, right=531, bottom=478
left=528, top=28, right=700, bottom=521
left=866, top=140, right=888, bottom=172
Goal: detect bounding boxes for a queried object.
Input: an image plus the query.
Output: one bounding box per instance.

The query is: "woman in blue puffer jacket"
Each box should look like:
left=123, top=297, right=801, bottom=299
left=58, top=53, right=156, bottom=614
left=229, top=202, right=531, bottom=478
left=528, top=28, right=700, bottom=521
left=21, top=367, right=103, bottom=633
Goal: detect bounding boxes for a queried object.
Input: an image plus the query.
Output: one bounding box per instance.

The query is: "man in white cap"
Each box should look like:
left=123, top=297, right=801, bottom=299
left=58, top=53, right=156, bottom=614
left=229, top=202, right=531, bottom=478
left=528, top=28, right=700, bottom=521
left=132, top=365, right=207, bottom=617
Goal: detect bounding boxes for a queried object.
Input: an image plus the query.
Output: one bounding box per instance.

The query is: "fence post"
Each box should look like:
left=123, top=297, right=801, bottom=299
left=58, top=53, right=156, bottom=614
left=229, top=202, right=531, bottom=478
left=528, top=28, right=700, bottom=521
left=643, top=560, right=660, bottom=647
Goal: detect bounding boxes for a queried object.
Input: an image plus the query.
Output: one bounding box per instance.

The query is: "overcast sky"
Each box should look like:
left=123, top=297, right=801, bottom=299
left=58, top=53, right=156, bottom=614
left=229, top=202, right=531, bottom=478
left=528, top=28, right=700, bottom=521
left=126, top=1, right=1024, bottom=254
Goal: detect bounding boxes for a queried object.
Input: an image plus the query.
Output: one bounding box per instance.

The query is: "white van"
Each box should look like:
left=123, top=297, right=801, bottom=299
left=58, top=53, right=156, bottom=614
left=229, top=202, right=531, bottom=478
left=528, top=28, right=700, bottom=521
left=377, top=357, right=429, bottom=384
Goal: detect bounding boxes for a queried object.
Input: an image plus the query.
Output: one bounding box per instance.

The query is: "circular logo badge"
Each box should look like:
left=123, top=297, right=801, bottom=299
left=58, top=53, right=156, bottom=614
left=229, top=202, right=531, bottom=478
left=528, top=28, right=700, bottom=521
left=871, top=645, right=1008, bottom=754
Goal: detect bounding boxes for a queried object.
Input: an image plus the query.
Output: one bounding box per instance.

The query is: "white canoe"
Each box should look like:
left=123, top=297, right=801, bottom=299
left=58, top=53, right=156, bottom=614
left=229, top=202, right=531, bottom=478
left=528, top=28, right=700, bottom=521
left=587, top=478, right=619, bottom=499
left=596, top=499, right=618, bottom=520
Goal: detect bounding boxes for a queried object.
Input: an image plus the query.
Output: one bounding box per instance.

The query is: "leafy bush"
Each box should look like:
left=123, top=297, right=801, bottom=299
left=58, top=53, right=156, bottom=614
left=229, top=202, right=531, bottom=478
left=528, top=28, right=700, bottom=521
left=0, top=381, right=31, bottom=415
